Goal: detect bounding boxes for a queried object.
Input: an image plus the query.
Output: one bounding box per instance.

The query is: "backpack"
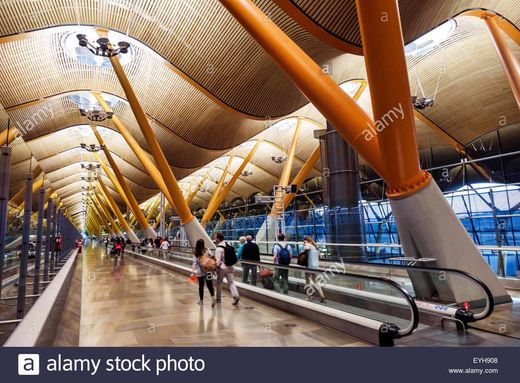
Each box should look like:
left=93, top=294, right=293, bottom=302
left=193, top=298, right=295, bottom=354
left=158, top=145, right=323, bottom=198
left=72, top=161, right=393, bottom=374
left=219, top=243, right=237, bottom=267
left=277, top=244, right=291, bottom=265
left=200, top=250, right=217, bottom=272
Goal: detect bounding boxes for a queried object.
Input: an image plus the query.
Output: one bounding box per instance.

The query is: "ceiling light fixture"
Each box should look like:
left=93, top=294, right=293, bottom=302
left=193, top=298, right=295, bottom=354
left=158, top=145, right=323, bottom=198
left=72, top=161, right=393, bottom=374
left=79, top=108, right=113, bottom=122
left=80, top=143, right=102, bottom=152
left=76, top=34, right=130, bottom=58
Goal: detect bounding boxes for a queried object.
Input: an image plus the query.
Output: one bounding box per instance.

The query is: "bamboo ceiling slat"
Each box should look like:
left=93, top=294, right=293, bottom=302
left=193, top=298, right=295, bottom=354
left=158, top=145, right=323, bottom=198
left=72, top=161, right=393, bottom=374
left=7, top=94, right=227, bottom=168
left=0, top=0, right=344, bottom=118
left=407, top=17, right=520, bottom=145
left=0, top=102, right=8, bottom=132
left=0, top=28, right=275, bottom=151
left=286, top=0, right=519, bottom=47
left=1, top=1, right=519, bottom=219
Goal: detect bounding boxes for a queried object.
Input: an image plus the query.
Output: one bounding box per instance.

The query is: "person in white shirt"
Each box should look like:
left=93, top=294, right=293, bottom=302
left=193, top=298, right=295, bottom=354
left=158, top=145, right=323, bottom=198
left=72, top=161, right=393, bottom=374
left=302, top=236, right=325, bottom=303
left=214, top=232, right=240, bottom=305
left=160, top=239, right=170, bottom=250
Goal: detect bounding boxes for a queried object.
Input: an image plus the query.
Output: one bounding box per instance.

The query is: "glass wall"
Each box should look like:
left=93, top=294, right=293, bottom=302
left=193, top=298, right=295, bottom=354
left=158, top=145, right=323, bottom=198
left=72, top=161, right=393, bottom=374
left=205, top=125, right=520, bottom=278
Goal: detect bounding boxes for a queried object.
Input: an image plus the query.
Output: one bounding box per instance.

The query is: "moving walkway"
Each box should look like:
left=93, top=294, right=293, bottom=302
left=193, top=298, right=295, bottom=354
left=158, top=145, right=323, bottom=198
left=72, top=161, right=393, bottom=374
left=126, top=244, right=500, bottom=346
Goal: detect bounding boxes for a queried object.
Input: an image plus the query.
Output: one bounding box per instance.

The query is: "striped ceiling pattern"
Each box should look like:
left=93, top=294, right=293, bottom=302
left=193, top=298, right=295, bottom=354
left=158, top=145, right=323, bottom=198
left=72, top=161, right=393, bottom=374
left=0, top=0, right=343, bottom=117
left=0, top=0, right=518, bottom=227
left=407, top=16, right=520, bottom=145
left=283, top=0, right=520, bottom=46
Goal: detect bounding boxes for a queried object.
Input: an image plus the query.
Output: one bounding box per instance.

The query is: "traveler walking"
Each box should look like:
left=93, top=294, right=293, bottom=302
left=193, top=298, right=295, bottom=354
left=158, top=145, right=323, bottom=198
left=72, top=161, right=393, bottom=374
left=214, top=232, right=240, bottom=305
left=273, top=233, right=292, bottom=294
left=301, top=236, right=326, bottom=303
left=237, top=236, right=246, bottom=259
left=160, top=238, right=170, bottom=250
left=191, top=239, right=216, bottom=307
left=241, top=235, right=260, bottom=285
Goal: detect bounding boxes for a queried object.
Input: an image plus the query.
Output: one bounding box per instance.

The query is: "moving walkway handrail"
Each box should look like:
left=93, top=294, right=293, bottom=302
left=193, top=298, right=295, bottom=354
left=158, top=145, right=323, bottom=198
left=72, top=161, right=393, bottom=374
left=302, top=257, right=495, bottom=322
left=239, top=259, right=419, bottom=338
left=134, top=245, right=419, bottom=339
left=141, top=244, right=494, bottom=324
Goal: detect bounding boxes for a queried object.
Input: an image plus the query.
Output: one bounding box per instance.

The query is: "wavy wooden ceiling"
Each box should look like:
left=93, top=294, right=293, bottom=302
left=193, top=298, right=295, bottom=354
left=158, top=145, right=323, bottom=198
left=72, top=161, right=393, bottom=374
left=283, top=0, right=520, bottom=46
left=0, top=0, right=344, bottom=118
left=407, top=16, right=520, bottom=145
left=0, top=0, right=518, bottom=226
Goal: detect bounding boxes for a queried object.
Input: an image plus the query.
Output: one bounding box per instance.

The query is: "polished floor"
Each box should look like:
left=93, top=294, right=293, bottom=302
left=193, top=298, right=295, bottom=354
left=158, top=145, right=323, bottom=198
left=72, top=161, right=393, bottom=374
left=79, top=244, right=368, bottom=347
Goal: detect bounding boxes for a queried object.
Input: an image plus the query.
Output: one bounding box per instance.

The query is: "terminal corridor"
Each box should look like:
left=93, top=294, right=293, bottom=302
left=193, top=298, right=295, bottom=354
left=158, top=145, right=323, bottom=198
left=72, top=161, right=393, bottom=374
left=78, top=245, right=367, bottom=347
left=0, top=0, right=519, bottom=350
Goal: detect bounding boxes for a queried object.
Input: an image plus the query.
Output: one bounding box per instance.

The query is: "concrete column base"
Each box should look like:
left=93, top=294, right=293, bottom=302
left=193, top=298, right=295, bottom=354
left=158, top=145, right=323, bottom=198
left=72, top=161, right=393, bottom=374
left=143, top=226, right=157, bottom=240
left=390, top=181, right=510, bottom=304
left=127, top=229, right=140, bottom=244
left=184, top=219, right=215, bottom=249
left=255, top=215, right=276, bottom=254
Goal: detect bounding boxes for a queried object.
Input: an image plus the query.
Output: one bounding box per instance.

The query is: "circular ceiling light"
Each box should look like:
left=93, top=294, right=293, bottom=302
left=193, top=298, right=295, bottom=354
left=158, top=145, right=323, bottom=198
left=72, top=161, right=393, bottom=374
left=61, top=27, right=135, bottom=68
left=405, top=20, right=456, bottom=57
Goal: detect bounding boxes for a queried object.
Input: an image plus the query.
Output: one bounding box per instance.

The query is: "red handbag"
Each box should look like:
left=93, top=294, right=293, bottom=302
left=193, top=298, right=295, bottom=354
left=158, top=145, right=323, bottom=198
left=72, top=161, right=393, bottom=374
left=258, top=265, right=273, bottom=278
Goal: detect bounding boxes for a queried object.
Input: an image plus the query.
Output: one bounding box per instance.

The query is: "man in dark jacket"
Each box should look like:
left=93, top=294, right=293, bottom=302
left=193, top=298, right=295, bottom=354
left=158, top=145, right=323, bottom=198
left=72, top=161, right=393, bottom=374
left=241, top=235, right=260, bottom=285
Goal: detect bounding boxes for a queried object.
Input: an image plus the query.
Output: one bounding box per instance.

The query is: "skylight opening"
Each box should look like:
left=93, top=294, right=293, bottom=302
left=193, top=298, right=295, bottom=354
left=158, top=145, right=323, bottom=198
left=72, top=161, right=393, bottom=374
left=68, top=92, right=121, bottom=111
left=61, top=26, right=135, bottom=67
left=405, top=20, right=457, bottom=57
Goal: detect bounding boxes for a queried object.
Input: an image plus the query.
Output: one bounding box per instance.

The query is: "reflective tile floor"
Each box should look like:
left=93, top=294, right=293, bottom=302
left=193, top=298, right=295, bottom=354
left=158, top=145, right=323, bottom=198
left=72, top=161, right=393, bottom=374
left=79, top=245, right=368, bottom=347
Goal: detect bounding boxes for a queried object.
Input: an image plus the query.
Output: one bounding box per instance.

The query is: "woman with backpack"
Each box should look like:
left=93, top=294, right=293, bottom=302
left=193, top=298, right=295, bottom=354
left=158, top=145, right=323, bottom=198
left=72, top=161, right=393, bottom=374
left=191, top=239, right=217, bottom=307
left=301, top=236, right=326, bottom=303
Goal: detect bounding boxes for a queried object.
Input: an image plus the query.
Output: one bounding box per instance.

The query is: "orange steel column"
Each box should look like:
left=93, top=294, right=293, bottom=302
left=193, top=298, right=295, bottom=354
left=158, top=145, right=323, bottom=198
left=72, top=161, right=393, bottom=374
left=187, top=173, right=210, bottom=205
left=85, top=219, right=94, bottom=236
left=97, top=177, right=135, bottom=239
left=91, top=193, right=112, bottom=224
left=107, top=55, right=194, bottom=225
left=272, top=119, right=302, bottom=215
left=86, top=215, right=96, bottom=235
left=279, top=119, right=302, bottom=187
left=93, top=192, right=123, bottom=236
left=145, top=198, right=161, bottom=222
left=355, top=0, right=431, bottom=198
left=88, top=211, right=101, bottom=233
left=0, top=128, right=18, bottom=147
left=201, top=141, right=260, bottom=225
left=202, top=156, right=233, bottom=224
left=92, top=93, right=176, bottom=210
left=414, top=111, right=492, bottom=181
left=94, top=154, right=131, bottom=208
left=219, top=0, right=385, bottom=178
left=283, top=145, right=321, bottom=210
left=91, top=203, right=112, bottom=235
left=90, top=200, right=108, bottom=229
left=153, top=202, right=169, bottom=230
left=483, top=13, right=520, bottom=109
left=91, top=128, right=155, bottom=236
